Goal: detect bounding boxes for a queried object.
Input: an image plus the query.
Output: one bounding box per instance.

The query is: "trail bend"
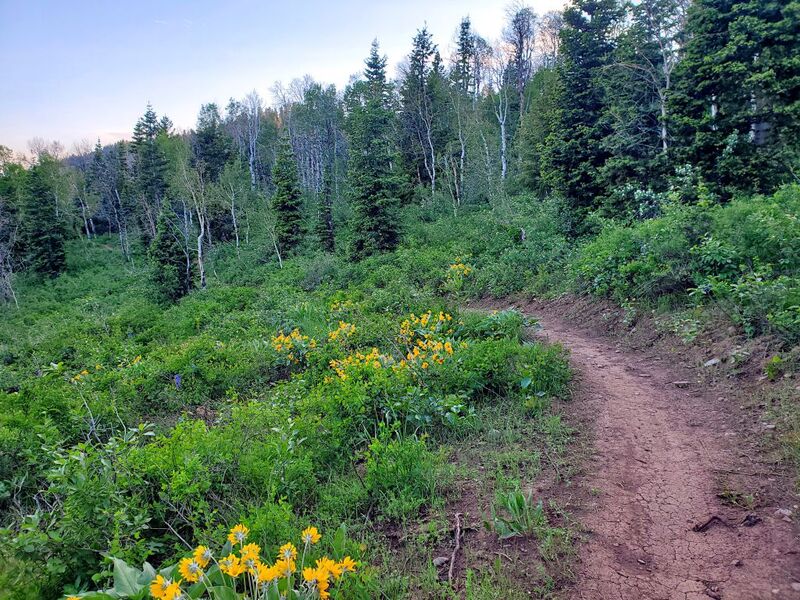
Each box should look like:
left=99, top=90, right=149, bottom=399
left=484, top=300, right=800, bottom=600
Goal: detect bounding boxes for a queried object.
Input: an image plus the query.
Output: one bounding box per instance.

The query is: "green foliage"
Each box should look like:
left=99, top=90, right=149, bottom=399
left=148, top=203, right=192, bottom=303
left=344, top=41, right=403, bottom=259
left=573, top=186, right=800, bottom=343
left=364, top=430, right=441, bottom=520
left=486, top=486, right=546, bottom=539
left=270, top=135, right=304, bottom=256
left=20, top=159, right=66, bottom=278
left=670, top=0, right=800, bottom=197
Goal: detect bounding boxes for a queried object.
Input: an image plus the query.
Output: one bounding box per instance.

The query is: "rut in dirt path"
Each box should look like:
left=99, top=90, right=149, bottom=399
left=514, top=305, right=800, bottom=600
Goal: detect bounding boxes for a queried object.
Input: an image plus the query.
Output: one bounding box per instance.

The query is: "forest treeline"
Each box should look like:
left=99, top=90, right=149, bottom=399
left=1, top=0, right=799, bottom=598
left=1, top=0, right=797, bottom=304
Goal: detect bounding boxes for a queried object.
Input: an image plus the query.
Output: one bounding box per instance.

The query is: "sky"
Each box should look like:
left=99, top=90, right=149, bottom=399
left=0, top=0, right=565, bottom=156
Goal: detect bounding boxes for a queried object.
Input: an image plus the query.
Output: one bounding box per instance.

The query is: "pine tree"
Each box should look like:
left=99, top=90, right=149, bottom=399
left=452, top=18, right=476, bottom=95
left=345, top=41, right=403, bottom=259
left=193, top=103, right=232, bottom=183
left=149, top=202, right=192, bottom=302
left=670, top=0, right=800, bottom=196
left=21, top=161, right=66, bottom=278
left=316, top=166, right=335, bottom=253
left=547, top=0, right=624, bottom=232
left=271, top=134, right=304, bottom=255
left=517, top=68, right=562, bottom=194
left=132, top=104, right=168, bottom=243
left=399, top=27, right=450, bottom=191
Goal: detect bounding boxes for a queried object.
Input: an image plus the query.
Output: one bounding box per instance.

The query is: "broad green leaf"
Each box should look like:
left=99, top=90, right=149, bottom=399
left=111, top=557, right=145, bottom=596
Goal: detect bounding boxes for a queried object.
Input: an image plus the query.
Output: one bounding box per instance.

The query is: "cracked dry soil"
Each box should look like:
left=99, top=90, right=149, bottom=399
left=528, top=309, right=800, bottom=600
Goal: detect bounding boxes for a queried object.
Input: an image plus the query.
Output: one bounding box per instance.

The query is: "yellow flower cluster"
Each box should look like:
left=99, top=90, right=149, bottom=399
left=397, top=311, right=459, bottom=368
left=448, top=262, right=473, bottom=276
left=327, top=311, right=464, bottom=380
left=330, top=347, right=394, bottom=380
left=330, top=299, right=356, bottom=313
left=271, top=328, right=317, bottom=364
left=70, top=364, right=103, bottom=383
left=328, top=321, right=356, bottom=343
left=148, top=523, right=356, bottom=600
left=149, top=574, right=182, bottom=600
left=398, top=311, right=454, bottom=345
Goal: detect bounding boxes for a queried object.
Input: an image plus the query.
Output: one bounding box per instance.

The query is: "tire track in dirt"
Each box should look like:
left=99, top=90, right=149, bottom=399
left=485, top=300, right=800, bottom=599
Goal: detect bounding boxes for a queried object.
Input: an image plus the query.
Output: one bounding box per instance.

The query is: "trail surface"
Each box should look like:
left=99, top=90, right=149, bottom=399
left=487, top=300, right=800, bottom=600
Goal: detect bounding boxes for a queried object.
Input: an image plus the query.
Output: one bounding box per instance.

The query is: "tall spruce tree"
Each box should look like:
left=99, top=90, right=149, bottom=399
left=547, top=0, right=623, bottom=231
left=149, top=202, right=192, bottom=302
left=452, top=18, right=476, bottom=95
left=316, top=166, right=335, bottom=253
left=345, top=40, right=403, bottom=259
left=132, top=104, right=168, bottom=243
left=21, top=161, right=67, bottom=278
left=193, top=103, right=232, bottom=183
left=270, top=134, right=304, bottom=255
left=670, top=0, right=800, bottom=197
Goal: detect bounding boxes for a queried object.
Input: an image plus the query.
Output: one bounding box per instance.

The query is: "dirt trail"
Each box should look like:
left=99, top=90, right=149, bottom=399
left=493, top=301, right=799, bottom=599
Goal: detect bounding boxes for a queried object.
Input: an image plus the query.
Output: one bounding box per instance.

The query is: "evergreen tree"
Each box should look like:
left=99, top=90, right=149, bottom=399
left=149, top=202, right=192, bottom=302
left=399, top=27, right=452, bottom=192
left=270, top=134, right=304, bottom=255
left=345, top=40, right=403, bottom=259
left=670, top=0, right=800, bottom=196
left=452, top=18, right=476, bottom=95
left=21, top=161, right=66, bottom=278
left=547, top=0, right=623, bottom=232
left=517, top=68, right=562, bottom=194
left=193, top=103, right=232, bottom=183
left=132, top=104, right=168, bottom=242
left=316, top=166, right=335, bottom=253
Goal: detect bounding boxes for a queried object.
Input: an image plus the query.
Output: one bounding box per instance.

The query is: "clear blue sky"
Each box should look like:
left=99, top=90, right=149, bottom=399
left=0, top=0, right=563, bottom=155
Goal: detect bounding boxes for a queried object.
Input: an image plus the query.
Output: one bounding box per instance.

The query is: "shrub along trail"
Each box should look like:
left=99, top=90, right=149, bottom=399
left=479, top=299, right=799, bottom=600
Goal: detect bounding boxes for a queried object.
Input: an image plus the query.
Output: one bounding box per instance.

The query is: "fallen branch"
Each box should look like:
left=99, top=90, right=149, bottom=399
left=448, top=512, right=462, bottom=583
left=692, top=515, right=729, bottom=533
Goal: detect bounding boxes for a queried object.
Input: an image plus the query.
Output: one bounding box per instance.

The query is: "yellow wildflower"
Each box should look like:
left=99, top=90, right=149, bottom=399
left=301, top=526, right=321, bottom=545
left=241, top=542, right=261, bottom=562
left=163, top=581, right=182, bottom=600
left=193, top=545, right=212, bottom=568
left=178, top=557, right=203, bottom=583
left=256, top=561, right=280, bottom=583
left=228, top=523, right=249, bottom=545
left=274, top=557, right=296, bottom=577
left=339, top=555, right=357, bottom=573
left=220, top=553, right=245, bottom=577
left=278, top=542, right=297, bottom=561
left=150, top=575, right=169, bottom=599
left=303, top=567, right=331, bottom=599
left=316, top=556, right=343, bottom=579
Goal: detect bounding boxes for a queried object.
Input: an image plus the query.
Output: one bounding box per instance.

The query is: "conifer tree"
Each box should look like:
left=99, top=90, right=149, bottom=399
left=270, top=134, right=304, bottom=255
left=345, top=40, right=403, bottom=259
left=547, top=0, right=623, bottom=232
left=193, top=103, right=232, bottom=183
left=670, top=0, right=800, bottom=196
left=316, top=166, right=335, bottom=253
left=149, top=202, right=192, bottom=302
left=21, top=161, right=67, bottom=278
left=132, top=104, right=168, bottom=242
left=452, top=18, right=476, bottom=95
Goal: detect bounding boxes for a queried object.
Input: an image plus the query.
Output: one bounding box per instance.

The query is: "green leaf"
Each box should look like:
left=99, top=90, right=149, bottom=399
left=332, top=522, right=347, bottom=559
left=111, top=557, right=145, bottom=596
left=207, top=586, right=239, bottom=600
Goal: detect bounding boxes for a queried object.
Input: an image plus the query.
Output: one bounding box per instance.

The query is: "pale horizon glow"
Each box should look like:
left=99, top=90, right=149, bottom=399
left=0, top=0, right=565, bottom=157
